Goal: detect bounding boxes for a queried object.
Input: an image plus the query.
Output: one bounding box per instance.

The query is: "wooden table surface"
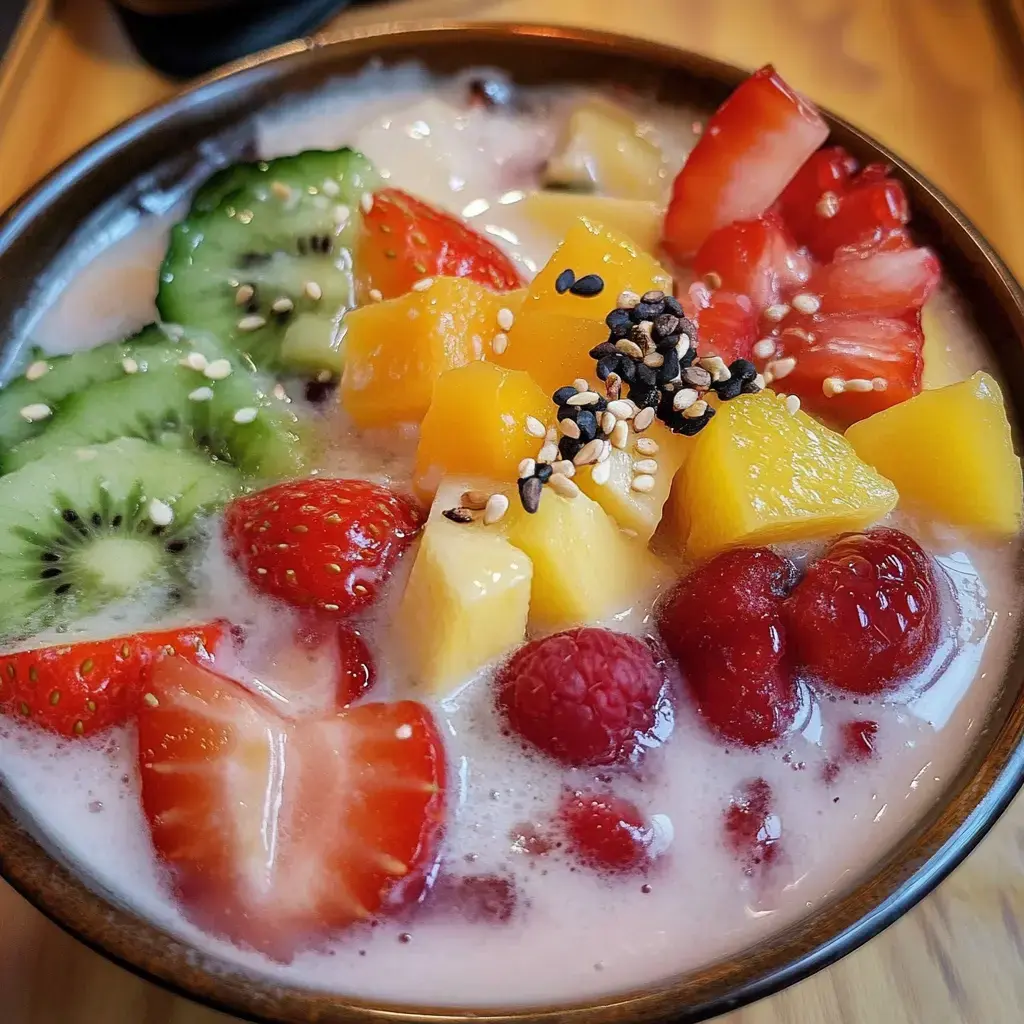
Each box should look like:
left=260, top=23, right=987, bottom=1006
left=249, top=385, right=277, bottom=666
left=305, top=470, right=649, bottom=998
left=2, top=1, right=1024, bottom=1022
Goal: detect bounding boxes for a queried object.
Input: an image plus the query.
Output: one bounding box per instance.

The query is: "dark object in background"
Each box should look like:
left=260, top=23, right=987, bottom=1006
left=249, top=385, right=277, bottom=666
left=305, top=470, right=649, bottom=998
left=111, top=0, right=357, bottom=78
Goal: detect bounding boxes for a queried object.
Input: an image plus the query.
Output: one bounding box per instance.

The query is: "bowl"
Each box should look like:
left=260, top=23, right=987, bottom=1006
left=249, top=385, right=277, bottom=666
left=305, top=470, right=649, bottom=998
left=1, top=20, right=1023, bottom=1024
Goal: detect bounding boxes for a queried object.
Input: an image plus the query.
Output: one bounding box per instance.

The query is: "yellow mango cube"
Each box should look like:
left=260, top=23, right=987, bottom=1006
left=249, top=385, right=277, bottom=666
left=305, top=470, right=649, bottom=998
left=414, top=361, right=551, bottom=499
left=505, top=488, right=662, bottom=630
left=341, top=278, right=523, bottom=428
left=846, top=371, right=1023, bottom=537
left=496, top=219, right=671, bottom=395
left=520, top=192, right=662, bottom=254
left=669, top=392, right=898, bottom=559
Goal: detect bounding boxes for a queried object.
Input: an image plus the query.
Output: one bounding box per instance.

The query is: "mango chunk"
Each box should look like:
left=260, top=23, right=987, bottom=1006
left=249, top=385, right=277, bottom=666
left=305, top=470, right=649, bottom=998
left=396, top=497, right=532, bottom=697
left=846, top=371, right=1023, bottom=537
left=496, top=219, right=671, bottom=395
left=505, top=488, right=661, bottom=630
left=414, top=360, right=551, bottom=499
left=576, top=422, right=689, bottom=542
left=520, top=192, right=662, bottom=254
left=669, top=392, right=898, bottom=559
left=341, top=278, right=523, bottom=428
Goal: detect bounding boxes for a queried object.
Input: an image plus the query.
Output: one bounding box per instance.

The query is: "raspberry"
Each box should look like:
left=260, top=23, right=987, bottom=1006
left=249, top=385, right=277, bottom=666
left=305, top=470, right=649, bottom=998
left=723, top=777, right=781, bottom=874
left=560, top=790, right=652, bottom=873
left=495, top=628, right=666, bottom=767
left=422, top=873, right=518, bottom=923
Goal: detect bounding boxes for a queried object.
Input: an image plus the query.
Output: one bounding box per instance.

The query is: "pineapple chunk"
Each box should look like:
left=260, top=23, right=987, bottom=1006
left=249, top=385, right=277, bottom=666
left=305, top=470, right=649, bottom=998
left=341, top=278, right=524, bottom=428
left=505, top=488, right=662, bottom=630
left=846, top=371, right=1023, bottom=537
left=397, top=510, right=532, bottom=697
left=414, top=360, right=551, bottom=499
left=496, top=218, right=671, bottom=395
left=520, top=192, right=662, bottom=254
left=921, top=297, right=965, bottom=390
left=544, top=99, right=666, bottom=200
left=576, top=423, right=689, bottom=542
left=668, top=392, right=898, bottom=559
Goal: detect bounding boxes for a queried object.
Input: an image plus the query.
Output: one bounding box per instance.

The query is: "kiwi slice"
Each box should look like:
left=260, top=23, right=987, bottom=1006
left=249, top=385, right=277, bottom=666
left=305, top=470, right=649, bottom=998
left=0, top=437, right=238, bottom=643
left=2, top=356, right=308, bottom=480
left=157, top=148, right=379, bottom=374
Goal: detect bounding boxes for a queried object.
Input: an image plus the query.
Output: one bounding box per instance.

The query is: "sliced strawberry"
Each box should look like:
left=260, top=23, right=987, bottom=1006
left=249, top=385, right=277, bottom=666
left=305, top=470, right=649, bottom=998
left=663, top=65, right=828, bottom=261
left=336, top=625, right=375, bottom=706
left=769, top=312, right=924, bottom=427
left=808, top=178, right=908, bottom=262
left=810, top=247, right=940, bottom=317
left=138, top=657, right=446, bottom=959
left=723, top=777, right=782, bottom=874
left=0, top=623, right=223, bottom=738
left=692, top=290, right=758, bottom=365
left=777, top=146, right=857, bottom=245
left=357, top=187, right=523, bottom=300
left=693, top=211, right=810, bottom=314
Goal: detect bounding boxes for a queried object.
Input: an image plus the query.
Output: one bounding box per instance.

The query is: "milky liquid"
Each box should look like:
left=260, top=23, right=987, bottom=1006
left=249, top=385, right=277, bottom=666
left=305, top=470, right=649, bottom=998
left=0, top=66, right=1021, bottom=1009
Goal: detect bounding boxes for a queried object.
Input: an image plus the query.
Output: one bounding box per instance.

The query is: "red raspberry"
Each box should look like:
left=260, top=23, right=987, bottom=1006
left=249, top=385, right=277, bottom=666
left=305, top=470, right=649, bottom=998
left=823, top=719, right=879, bottom=784
left=560, top=790, right=653, bottom=873
left=495, top=628, right=666, bottom=767
left=723, top=777, right=781, bottom=874
left=657, top=548, right=799, bottom=747
left=785, top=528, right=940, bottom=694
left=422, top=873, right=518, bottom=923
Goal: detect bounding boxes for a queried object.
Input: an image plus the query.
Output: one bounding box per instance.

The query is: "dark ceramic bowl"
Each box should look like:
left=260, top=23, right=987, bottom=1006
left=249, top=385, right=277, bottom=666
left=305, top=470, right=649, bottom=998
left=1, top=20, right=1023, bottom=1024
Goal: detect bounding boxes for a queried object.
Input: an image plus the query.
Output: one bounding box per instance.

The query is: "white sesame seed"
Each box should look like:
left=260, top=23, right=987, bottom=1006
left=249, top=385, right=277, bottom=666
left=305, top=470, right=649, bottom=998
left=615, top=339, right=645, bottom=359
left=497, top=307, right=515, bottom=332
left=271, top=180, right=292, bottom=201
left=763, top=371, right=775, bottom=385
left=147, top=498, right=174, bottom=527
left=698, top=355, right=731, bottom=383
left=188, top=387, right=214, bottom=402
left=591, top=459, right=612, bottom=486
left=822, top=376, right=846, bottom=397
left=235, top=284, right=255, bottom=306
left=483, top=493, right=510, bottom=525
left=204, top=358, right=232, bottom=380
left=683, top=399, right=709, bottom=420
left=844, top=378, right=875, bottom=393
left=872, top=377, right=889, bottom=391
left=567, top=391, right=600, bottom=406
left=610, top=420, right=630, bottom=449
left=791, top=293, right=821, bottom=315
left=572, top=378, right=590, bottom=393
left=604, top=372, right=622, bottom=399
left=316, top=369, right=332, bottom=383
left=631, top=474, right=656, bottom=493
left=752, top=338, right=777, bottom=360
left=19, top=403, right=51, bottom=422
left=703, top=271, right=722, bottom=289
left=368, top=288, right=383, bottom=303
left=161, top=323, right=185, bottom=341
left=333, top=204, right=351, bottom=227
left=233, top=407, right=258, bottom=424
left=617, top=290, right=640, bottom=309
left=598, top=440, right=612, bottom=463
left=548, top=473, right=579, bottom=499
left=237, top=315, right=266, bottom=333
left=785, top=395, right=801, bottom=415
left=560, top=418, right=581, bottom=440
left=320, top=178, right=341, bottom=197
left=606, top=400, right=635, bottom=420
left=525, top=416, right=546, bottom=438
left=634, top=407, right=656, bottom=431
left=304, top=281, right=323, bottom=302
left=143, top=692, right=160, bottom=708
left=753, top=374, right=767, bottom=391
left=537, top=442, right=559, bottom=464
left=181, top=351, right=208, bottom=371
left=769, top=356, right=797, bottom=380
left=491, top=333, right=508, bottom=355
left=763, top=303, right=791, bottom=323
left=550, top=460, right=575, bottom=478
left=574, top=439, right=604, bottom=466
left=643, top=351, right=665, bottom=368
left=121, top=357, right=139, bottom=375
left=635, top=437, right=659, bottom=456
left=545, top=426, right=558, bottom=442
left=676, top=336, right=691, bottom=359
left=395, top=723, right=413, bottom=740
left=634, top=458, right=659, bottom=474
left=25, top=360, right=49, bottom=381
left=673, top=388, right=700, bottom=412
left=816, top=191, right=840, bottom=218
left=518, top=458, right=536, bottom=479
left=272, top=296, right=294, bottom=314
left=412, top=277, right=435, bottom=292
left=360, top=192, right=374, bottom=215
left=273, top=383, right=288, bottom=400
left=461, top=490, right=489, bottom=510
left=600, top=410, right=617, bottom=434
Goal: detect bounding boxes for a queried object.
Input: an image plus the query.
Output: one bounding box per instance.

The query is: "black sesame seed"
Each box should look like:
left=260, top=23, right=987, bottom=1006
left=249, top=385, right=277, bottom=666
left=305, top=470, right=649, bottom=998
left=557, top=404, right=579, bottom=423
left=632, top=301, right=664, bottom=322
left=240, top=252, right=272, bottom=269
left=166, top=540, right=188, bottom=553
left=518, top=476, right=543, bottom=514
left=604, top=308, right=632, bottom=338
left=443, top=507, right=476, bottom=524
left=679, top=345, right=698, bottom=369
left=91, top=513, right=102, bottom=527
left=552, top=385, right=577, bottom=406
left=663, top=294, right=684, bottom=316
left=668, top=405, right=716, bottom=436
left=535, top=463, right=554, bottom=483
left=653, top=313, right=680, bottom=339
left=558, top=436, right=584, bottom=462
left=618, top=359, right=637, bottom=385
left=657, top=350, right=680, bottom=385
left=635, top=363, right=657, bottom=388
left=741, top=377, right=764, bottom=395
left=569, top=274, right=604, bottom=297
left=631, top=385, right=661, bottom=410
left=576, top=409, right=598, bottom=442
left=589, top=341, right=618, bottom=360
left=712, top=375, right=745, bottom=401
left=641, top=289, right=666, bottom=304
left=596, top=354, right=621, bottom=381
left=729, top=358, right=757, bottom=383
left=555, top=268, right=576, bottom=294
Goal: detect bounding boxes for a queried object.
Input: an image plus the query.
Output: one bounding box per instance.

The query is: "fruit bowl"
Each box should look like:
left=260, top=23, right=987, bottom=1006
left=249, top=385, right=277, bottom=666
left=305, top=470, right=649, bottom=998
left=1, top=20, right=1023, bottom=1024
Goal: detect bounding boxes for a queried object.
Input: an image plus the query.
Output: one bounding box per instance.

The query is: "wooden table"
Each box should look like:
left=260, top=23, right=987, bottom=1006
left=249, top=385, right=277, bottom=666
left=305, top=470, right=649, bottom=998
left=2, top=2, right=1024, bottom=1022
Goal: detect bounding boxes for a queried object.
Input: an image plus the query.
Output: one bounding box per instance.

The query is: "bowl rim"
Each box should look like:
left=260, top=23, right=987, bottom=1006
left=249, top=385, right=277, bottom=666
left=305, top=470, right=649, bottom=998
left=1, top=18, right=1023, bottom=1024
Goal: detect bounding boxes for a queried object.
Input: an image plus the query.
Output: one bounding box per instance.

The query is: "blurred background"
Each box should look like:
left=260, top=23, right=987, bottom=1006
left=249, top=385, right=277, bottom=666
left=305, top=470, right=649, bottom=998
left=0, top=1, right=1023, bottom=1023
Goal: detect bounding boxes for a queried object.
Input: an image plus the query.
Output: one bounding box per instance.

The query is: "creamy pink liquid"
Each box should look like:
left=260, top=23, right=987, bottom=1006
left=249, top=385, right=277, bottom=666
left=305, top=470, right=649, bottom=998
left=0, top=68, right=1020, bottom=1009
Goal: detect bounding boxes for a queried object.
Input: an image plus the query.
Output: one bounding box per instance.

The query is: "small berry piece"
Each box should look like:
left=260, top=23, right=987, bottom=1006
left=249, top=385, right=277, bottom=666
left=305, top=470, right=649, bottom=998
left=496, top=627, right=666, bottom=767
left=842, top=719, right=879, bottom=760
left=560, top=790, right=652, bottom=873
left=785, top=528, right=940, bottom=694
left=723, top=777, right=782, bottom=874
left=336, top=625, right=376, bottom=706
left=422, top=873, right=519, bottom=923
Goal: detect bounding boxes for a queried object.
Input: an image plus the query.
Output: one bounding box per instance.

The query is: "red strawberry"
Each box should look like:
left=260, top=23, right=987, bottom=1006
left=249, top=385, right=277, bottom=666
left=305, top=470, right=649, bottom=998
left=658, top=548, right=799, bottom=747
left=559, top=790, right=653, bottom=873
left=357, top=187, right=523, bottom=300
left=495, top=627, right=667, bottom=767
left=138, top=657, right=446, bottom=959
left=224, top=478, right=424, bottom=617
left=842, top=719, right=879, bottom=760
left=809, top=246, right=940, bottom=317
left=691, top=290, right=758, bottom=365
left=785, top=528, right=941, bottom=695
left=723, top=777, right=782, bottom=874
left=777, top=146, right=857, bottom=246
left=663, top=65, right=828, bottom=261
left=0, top=623, right=223, bottom=738
left=336, top=625, right=376, bottom=706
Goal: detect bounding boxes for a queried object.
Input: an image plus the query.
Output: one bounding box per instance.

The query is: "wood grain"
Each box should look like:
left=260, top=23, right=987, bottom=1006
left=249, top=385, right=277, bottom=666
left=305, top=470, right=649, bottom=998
left=2, top=1, right=1024, bottom=1022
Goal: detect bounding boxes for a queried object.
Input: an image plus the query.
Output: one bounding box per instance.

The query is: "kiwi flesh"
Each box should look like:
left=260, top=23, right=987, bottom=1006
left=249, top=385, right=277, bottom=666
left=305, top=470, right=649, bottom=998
left=0, top=437, right=239, bottom=643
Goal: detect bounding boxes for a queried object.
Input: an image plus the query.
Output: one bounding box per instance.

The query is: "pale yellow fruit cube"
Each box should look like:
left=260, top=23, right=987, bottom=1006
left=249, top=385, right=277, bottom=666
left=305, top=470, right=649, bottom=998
left=520, top=192, right=662, bottom=254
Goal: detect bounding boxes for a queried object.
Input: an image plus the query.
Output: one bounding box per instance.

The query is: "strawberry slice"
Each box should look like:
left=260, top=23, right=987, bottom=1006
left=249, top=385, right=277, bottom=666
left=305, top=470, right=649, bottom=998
left=0, top=623, right=223, bottom=738
left=768, top=312, right=924, bottom=427
left=691, top=290, right=758, bottom=365
left=663, top=65, right=828, bottom=261
left=693, top=211, right=810, bottom=314
left=809, top=246, right=940, bottom=317
left=357, top=187, right=523, bottom=300
left=777, top=146, right=857, bottom=246
left=138, top=657, right=446, bottom=959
